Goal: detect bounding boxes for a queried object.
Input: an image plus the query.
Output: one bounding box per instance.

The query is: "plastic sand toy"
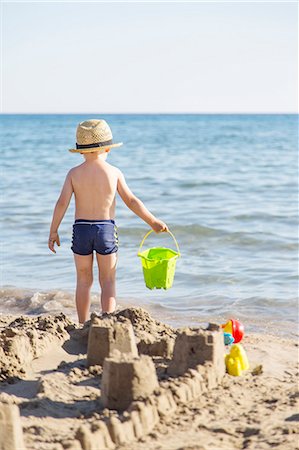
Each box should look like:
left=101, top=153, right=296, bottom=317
left=222, top=319, right=244, bottom=343
left=224, top=332, right=235, bottom=345
left=137, top=230, right=180, bottom=290
left=225, top=343, right=250, bottom=376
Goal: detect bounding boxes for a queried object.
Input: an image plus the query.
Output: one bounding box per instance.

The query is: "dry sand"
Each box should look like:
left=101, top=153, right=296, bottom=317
left=0, top=308, right=298, bottom=450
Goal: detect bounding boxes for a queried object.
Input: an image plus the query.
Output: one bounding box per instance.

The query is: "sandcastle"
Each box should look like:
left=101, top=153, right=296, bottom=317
left=1, top=309, right=225, bottom=450
left=87, top=316, right=138, bottom=366
left=102, top=351, right=159, bottom=410
left=78, top=311, right=225, bottom=448
left=167, top=325, right=225, bottom=377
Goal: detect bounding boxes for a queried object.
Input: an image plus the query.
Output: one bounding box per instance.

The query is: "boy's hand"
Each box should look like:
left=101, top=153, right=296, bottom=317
left=151, top=219, right=169, bottom=233
left=48, top=232, right=60, bottom=253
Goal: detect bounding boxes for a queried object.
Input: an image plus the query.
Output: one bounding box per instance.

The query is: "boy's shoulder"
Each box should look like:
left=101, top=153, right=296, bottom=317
left=105, top=162, right=122, bottom=175
left=65, top=164, right=82, bottom=179
left=68, top=162, right=84, bottom=172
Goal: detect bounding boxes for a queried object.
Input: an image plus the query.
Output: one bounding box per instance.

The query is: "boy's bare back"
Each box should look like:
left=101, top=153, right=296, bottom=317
left=71, top=159, right=118, bottom=220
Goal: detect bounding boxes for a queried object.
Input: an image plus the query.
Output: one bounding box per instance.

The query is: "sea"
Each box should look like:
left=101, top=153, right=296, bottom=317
left=1, top=114, right=298, bottom=334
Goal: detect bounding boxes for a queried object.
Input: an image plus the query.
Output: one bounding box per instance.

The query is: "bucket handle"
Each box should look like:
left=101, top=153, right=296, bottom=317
left=138, top=229, right=181, bottom=257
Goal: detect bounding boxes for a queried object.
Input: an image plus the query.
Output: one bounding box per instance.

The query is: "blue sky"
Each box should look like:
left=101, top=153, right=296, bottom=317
left=2, top=1, right=298, bottom=113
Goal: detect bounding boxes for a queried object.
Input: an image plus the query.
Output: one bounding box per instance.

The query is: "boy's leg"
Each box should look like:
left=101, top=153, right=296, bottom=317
left=74, top=253, right=93, bottom=324
left=96, top=253, right=117, bottom=313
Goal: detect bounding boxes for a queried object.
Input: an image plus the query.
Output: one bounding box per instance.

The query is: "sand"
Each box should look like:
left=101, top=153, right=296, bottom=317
left=0, top=308, right=298, bottom=450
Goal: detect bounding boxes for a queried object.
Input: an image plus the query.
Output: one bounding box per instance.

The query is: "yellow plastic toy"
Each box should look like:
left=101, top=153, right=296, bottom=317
left=225, top=343, right=249, bottom=376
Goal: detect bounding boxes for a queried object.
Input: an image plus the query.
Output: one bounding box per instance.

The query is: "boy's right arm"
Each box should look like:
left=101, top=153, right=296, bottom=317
left=48, top=170, right=73, bottom=253
left=117, top=170, right=168, bottom=233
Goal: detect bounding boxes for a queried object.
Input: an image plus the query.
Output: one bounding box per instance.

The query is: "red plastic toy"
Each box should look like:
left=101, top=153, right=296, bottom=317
left=222, top=319, right=244, bottom=343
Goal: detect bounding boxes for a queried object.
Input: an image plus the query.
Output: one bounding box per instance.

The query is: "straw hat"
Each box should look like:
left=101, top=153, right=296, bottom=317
left=69, top=119, right=123, bottom=153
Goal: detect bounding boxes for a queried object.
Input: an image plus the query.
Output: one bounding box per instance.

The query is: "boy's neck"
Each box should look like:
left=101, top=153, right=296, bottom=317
left=83, top=152, right=108, bottom=162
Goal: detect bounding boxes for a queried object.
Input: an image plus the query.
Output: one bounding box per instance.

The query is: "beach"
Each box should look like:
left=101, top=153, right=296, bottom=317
left=0, top=307, right=298, bottom=450
left=2, top=1, right=298, bottom=447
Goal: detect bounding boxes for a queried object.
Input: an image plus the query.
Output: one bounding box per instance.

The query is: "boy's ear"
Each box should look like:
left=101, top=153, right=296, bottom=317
left=105, top=148, right=110, bottom=153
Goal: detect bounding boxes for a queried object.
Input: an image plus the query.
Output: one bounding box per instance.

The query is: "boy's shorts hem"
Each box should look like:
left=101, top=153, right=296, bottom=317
left=72, top=249, right=118, bottom=256
left=95, top=248, right=118, bottom=256
left=72, top=250, right=93, bottom=256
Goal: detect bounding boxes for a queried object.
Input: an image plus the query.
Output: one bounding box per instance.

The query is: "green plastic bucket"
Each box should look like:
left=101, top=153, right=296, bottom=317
left=137, top=230, right=181, bottom=290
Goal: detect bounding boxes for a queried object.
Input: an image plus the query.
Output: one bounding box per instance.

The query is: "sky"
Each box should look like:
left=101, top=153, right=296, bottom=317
left=1, top=1, right=298, bottom=113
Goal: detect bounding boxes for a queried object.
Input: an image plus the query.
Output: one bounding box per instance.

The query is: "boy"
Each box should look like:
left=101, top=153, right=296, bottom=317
left=48, top=119, right=168, bottom=324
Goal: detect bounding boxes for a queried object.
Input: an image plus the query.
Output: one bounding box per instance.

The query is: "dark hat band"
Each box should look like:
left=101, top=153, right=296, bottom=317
left=76, top=139, right=113, bottom=149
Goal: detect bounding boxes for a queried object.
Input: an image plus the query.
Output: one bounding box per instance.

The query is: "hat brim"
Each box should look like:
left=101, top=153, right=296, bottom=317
left=69, top=142, right=123, bottom=154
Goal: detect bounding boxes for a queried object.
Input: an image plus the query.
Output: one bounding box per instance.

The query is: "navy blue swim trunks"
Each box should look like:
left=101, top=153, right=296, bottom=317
left=71, top=219, right=119, bottom=256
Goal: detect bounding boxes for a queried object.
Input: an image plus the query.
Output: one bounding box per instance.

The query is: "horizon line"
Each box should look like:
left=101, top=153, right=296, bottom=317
left=1, top=111, right=298, bottom=115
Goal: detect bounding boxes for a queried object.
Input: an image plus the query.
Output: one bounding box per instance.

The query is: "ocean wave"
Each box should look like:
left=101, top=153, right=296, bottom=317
left=0, top=286, right=296, bottom=336
left=0, top=288, right=94, bottom=318
left=118, top=225, right=297, bottom=250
